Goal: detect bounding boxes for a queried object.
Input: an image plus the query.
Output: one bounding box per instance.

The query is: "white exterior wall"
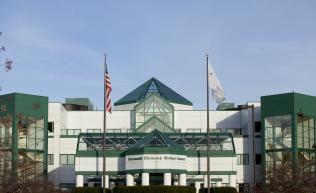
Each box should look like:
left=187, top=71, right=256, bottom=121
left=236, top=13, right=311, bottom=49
left=113, top=103, right=138, bottom=110
left=174, top=110, right=241, bottom=132
left=76, top=157, right=125, bottom=172
left=67, top=111, right=130, bottom=132
left=187, top=157, right=236, bottom=172
left=48, top=103, right=74, bottom=188
left=47, top=101, right=263, bottom=190
left=170, top=103, right=193, bottom=110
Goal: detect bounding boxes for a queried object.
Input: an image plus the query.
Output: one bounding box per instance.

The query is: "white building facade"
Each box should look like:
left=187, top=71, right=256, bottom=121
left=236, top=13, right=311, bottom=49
left=47, top=78, right=263, bottom=193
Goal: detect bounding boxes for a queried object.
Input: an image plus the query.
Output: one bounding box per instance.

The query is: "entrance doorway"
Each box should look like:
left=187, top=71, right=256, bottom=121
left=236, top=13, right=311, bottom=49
left=150, top=173, right=164, bottom=185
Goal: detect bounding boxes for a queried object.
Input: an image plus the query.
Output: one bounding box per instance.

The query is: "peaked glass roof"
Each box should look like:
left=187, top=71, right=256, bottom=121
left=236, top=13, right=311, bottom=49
left=114, top=77, right=193, bottom=106
left=145, top=81, right=160, bottom=98
left=132, top=129, right=181, bottom=148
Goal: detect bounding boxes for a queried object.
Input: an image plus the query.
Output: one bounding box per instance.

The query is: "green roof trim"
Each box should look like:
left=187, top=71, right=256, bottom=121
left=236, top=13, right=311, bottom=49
left=114, top=77, right=193, bottom=106
left=126, top=146, right=186, bottom=156
left=75, top=149, right=235, bottom=157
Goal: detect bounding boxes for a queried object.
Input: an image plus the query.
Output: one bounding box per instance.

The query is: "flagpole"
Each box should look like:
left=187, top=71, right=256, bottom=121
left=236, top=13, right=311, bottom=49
left=206, top=54, right=210, bottom=193
left=103, top=54, right=107, bottom=193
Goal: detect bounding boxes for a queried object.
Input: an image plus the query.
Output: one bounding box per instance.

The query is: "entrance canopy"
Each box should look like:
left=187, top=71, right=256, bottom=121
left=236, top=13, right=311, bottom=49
left=76, top=130, right=235, bottom=153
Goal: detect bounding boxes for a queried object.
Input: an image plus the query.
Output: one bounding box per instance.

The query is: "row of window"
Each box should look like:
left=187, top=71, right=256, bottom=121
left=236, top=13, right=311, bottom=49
left=186, top=122, right=261, bottom=134
left=237, top=154, right=262, bottom=165
left=59, top=129, right=123, bottom=135
left=60, top=129, right=81, bottom=135
left=49, top=122, right=262, bottom=134
left=49, top=122, right=123, bottom=134
left=48, top=153, right=262, bottom=166
left=48, top=154, right=75, bottom=165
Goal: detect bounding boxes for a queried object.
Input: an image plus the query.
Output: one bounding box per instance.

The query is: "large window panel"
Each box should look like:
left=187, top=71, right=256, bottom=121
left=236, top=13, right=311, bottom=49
left=18, top=120, right=27, bottom=149
left=265, top=150, right=292, bottom=169
left=297, top=115, right=315, bottom=150
left=60, top=155, right=68, bottom=165
left=264, top=115, right=292, bottom=150
left=60, top=154, right=75, bottom=165
left=135, top=94, right=174, bottom=132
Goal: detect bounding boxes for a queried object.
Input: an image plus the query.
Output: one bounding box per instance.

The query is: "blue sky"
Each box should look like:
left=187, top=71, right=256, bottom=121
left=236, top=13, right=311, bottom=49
left=0, top=0, right=316, bottom=109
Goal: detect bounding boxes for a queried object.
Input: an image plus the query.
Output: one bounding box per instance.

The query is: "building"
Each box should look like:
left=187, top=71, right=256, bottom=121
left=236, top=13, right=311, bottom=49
left=0, top=77, right=315, bottom=193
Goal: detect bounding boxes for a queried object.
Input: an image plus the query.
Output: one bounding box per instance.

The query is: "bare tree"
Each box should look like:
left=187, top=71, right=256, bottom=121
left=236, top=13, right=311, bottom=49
left=259, top=160, right=316, bottom=193
left=0, top=116, right=65, bottom=193
left=0, top=32, right=13, bottom=92
left=0, top=158, right=67, bottom=193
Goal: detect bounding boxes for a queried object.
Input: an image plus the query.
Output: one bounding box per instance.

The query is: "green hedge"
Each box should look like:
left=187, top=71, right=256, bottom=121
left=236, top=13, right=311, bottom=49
left=113, top=186, right=195, bottom=193
left=199, top=187, right=237, bottom=193
left=72, top=187, right=111, bottom=193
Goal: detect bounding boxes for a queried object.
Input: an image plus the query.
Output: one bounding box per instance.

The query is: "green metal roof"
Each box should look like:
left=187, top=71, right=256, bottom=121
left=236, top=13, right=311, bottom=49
left=132, top=129, right=182, bottom=149
left=114, top=77, right=193, bottom=106
left=216, top=103, right=235, bottom=111
left=65, top=98, right=93, bottom=110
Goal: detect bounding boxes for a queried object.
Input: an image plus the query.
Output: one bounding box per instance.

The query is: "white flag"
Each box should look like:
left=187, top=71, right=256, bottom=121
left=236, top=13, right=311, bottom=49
left=208, top=63, right=226, bottom=104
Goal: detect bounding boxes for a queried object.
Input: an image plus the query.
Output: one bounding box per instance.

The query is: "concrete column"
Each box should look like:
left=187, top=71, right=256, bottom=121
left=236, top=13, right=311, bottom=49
left=142, top=173, right=149, bottom=186
left=203, top=175, right=208, bottom=188
left=229, top=175, right=236, bottom=188
left=195, top=182, right=201, bottom=193
left=164, top=173, right=172, bottom=186
left=76, top=175, right=84, bottom=187
left=179, top=173, right=187, bottom=186
left=126, top=174, right=134, bottom=186
left=101, top=175, right=109, bottom=189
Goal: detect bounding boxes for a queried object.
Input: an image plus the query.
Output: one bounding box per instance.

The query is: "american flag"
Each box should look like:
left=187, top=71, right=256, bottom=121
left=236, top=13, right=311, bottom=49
left=105, top=59, right=112, bottom=113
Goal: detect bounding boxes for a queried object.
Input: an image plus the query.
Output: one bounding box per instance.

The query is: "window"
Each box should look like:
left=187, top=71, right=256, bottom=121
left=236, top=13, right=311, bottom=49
left=238, top=183, right=249, bottom=193
left=87, top=129, right=101, bottom=133
left=256, top=154, right=262, bottom=165
left=48, top=154, right=54, bottom=165
left=175, top=128, right=182, bottom=133
left=227, top=128, right=242, bottom=135
left=297, top=115, right=315, bottom=150
left=265, top=115, right=292, bottom=150
left=210, top=129, right=221, bottom=133
left=134, top=94, right=174, bottom=131
left=60, top=154, right=75, bottom=165
left=237, top=154, right=249, bottom=165
left=107, top=129, right=121, bottom=133
left=60, top=129, right=81, bottom=136
left=233, top=129, right=242, bottom=135
left=48, top=122, right=54, bottom=133
left=187, top=129, right=201, bottom=133
left=255, top=121, right=261, bottom=132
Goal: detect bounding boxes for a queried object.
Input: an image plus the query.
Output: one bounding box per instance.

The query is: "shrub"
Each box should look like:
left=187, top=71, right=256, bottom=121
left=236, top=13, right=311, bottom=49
left=113, top=186, right=195, bottom=193
left=199, top=187, right=237, bottom=193
left=72, top=187, right=111, bottom=193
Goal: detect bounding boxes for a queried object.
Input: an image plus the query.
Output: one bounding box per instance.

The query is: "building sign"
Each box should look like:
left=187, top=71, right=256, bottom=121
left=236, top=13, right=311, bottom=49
left=127, top=155, right=186, bottom=161
left=125, top=154, right=187, bottom=171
